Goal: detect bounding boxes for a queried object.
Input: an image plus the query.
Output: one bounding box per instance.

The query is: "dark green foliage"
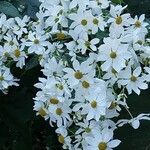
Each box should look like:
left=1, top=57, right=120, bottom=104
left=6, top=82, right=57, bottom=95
left=0, top=0, right=40, bottom=19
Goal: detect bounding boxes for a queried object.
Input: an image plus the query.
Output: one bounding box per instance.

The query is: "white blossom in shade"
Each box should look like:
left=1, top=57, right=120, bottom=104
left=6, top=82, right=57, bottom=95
left=56, top=126, right=72, bottom=150
left=98, top=37, right=131, bottom=72
left=25, top=31, right=49, bottom=54
left=48, top=101, right=72, bottom=127
left=118, top=66, right=148, bottom=95
left=69, top=10, right=93, bottom=33
left=81, top=91, right=106, bottom=121
left=85, top=129, right=121, bottom=150
left=108, top=5, right=131, bottom=37
left=0, top=66, right=19, bottom=91
left=33, top=100, right=49, bottom=120
left=91, top=15, right=106, bottom=34
left=63, top=59, right=94, bottom=88
left=42, top=57, right=64, bottom=77
left=69, top=0, right=90, bottom=11
left=117, top=114, right=150, bottom=129
left=11, top=45, right=27, bottom=69
left=12, top=16, right=29, bottom=39
left=75, top=120, right=98, bottom=136
left=77, top=35, right=99, bottom=54
left=130, top=14, right=148, bottom=34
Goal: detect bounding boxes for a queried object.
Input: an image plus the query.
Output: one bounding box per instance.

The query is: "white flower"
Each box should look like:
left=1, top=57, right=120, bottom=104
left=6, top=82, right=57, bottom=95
left=108, top=5, right=131, bottom=37
left=130, top=14, right=148, bottom=34
left=77, top=36, right=99, bottom=54
left=42, top=57, right=64, bottom=77
left=69, top=0, right=89, bottom=11
left=85, top=129, right=121, bottom=150
left=81, top=91, right=106, bottom=121
left=69, top=10, right=93, bottom=33
left=25, top=31, right=49, bottom=54
left=11, top=45, right=27, bottom=69
left=63, top=59, right=94, bottom=88
left=48, top=101, right=72, bottom=127
left=0, top=66, right=19, bottom=91
left=12, top=16, right=29, bottom=39
left=118, top=66, right=148, bottom=95
left=91, top=15, right=106, bottom=34
left=98, top=38, right=131, bottom=72
left=117, top=113, right=150, bottom=129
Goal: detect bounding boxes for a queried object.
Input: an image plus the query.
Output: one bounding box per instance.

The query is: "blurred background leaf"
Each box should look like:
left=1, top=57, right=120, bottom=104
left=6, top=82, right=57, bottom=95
left=0, top=1, right=21, bottom=17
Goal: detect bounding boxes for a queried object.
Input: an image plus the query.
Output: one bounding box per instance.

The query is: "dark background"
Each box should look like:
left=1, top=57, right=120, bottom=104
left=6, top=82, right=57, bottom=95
left=0, top=0, right=150, bottom=149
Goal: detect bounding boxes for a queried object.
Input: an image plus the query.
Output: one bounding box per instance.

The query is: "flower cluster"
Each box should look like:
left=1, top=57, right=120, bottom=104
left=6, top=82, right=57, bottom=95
left=1, top=0, right=150, bottom=149
left=0, top=14, right=31, bottom=92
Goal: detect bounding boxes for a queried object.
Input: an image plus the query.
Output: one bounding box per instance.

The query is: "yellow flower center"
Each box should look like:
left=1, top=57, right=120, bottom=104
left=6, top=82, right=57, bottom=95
left=81, top=19, right=88, bottom=26
left=135, top=20, right=141, bottom=28
left=115, top=16, right=122, bottom=25
left=91, top=100, right=97, bottom=108
left=58, top=135, right=65, bottom=144
left=56, top=108, right=63, bottom=116
left=130, top=75, right=137, bottom=82
left=110, top=51, right=117, bottom=59
left=85, top=127, right=91, bottom=133
left=82, top=81, right=90, bottom=88
left=98, top=142, right=107, bottom=150
left=50, top=98, right=59, bottom=104
left=74, top=71, right=83, bottom=79
left=0, top=76, right=4, bottom=81
left=93, top=18, right=99, bottom=25
left=109, top=101, right=118, bottom=109
left=34, top=39, right=39, bottom=44
left=14, top=49, right=21, bottom=58
left=56, top=32, right=66, bottom=40
left=85, top=41, right=91, bottom=48
left=137, top=40, right=143, bottom=45
left=38, top=108, right=47, bottom=117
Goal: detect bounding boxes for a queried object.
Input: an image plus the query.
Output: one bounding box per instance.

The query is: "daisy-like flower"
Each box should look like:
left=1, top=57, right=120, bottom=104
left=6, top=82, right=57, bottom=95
left=117, top=113, right=150, bottom=129
left=91, top=15, right=106, bottom=34
left=76, top=120, right=98, bottom=136
left=96, top=0, right=110, bottom=9
left=42, top=57, right=64, bottom=77
left=12, top=16, right=29, bottom=39
left=118, top=66, right=148, bottom=95
left=63, top=59, right=94, bottom=88
left=56, top=126, right=72, bottom=150
left=10, top=45, right=27, bottom=69
left=45, top=5, right=68, bottom=30
left=33, top=100, right=49, bottom=120
left=4, top=33, right=19, bottom=47
left=108, top=5, right=131, bottom=37
left=81, top=91, right=106, bottom=121
left=130, top=14, right=148, bottom=34
left=85, top=129, right=121, bottom=150
left=98, top=38, right=131, bottom=72
left=0, top=66, right=19, bottom=91
left=25, top=31, right=49, bottom=54
left=69, top=10, right=93, bottom=33
left=69, top=0, right=90, bottom=11
left=77, top=35, right=99, bottom=54
left=48, top=101, right=72, bottom=127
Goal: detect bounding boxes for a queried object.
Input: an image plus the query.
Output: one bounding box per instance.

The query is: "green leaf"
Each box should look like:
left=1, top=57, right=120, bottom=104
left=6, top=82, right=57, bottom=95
left=25, top=55, right=39, bottom=71
left=0, top=1, right=21, bottom=17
